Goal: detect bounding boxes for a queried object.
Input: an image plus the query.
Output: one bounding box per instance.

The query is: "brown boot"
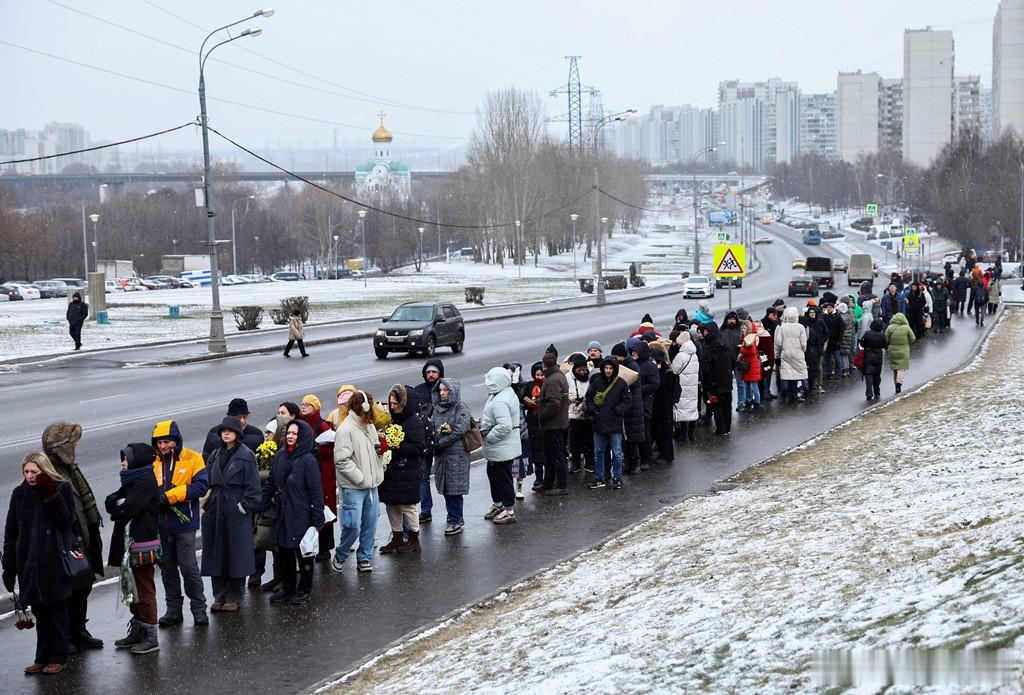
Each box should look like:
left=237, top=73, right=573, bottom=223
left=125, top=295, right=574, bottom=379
left=378, top=531, right=405, bottom=554
left=397, top=530, right=420, bottom=553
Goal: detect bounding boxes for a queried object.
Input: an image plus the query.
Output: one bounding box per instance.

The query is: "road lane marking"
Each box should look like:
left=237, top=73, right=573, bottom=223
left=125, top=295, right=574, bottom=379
left=79, top=393, right=127, bottom=404
left=238, top=369, right=271, bottom=377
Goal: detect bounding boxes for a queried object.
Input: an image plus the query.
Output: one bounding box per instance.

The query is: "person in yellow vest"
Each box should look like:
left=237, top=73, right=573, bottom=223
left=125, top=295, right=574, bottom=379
left=150, top=420, right=209, bottom=627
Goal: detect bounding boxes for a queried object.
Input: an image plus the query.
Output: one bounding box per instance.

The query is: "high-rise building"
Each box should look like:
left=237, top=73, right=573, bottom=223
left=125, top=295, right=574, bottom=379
left=718, top=98, right=764, bottom=169
left=798, top=93, right=837, bottom=159
left=837, top=71, right=882, bottom=162
left=954, top=75, right=983, bottom=139
left=993, top=0, right=1024, bottom=137
left=902, top=28, right=955, bottom=166
left=880, top=78, right=904, bottom=154
left=43, top=122, right=89, bottom=164
left=676, top=106, right=718, bottom=165
left=716, top=78, right=799, bottom=170
left=980, top=86, right=994, bottom=143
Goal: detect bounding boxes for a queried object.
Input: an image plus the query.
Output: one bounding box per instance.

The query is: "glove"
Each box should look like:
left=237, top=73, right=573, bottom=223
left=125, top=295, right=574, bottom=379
left=36, top=473, right=57, bottom=499
left=3, top=570, right=15, bottom=592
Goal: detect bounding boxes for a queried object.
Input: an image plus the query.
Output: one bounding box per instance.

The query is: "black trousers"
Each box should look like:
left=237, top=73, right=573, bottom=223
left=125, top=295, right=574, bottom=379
left=68, top=583, right=92, bottom=638
left=711, top=393, right=732, bottom=434
left=275, top=548, right=313, bottom=595
left=653, top=428, right=674, bottom=462
left=639, top=416, right=654, bottom=464
left=568, top=420, right=593, bottom=471
left=33, top=599, right=70, bottom=665
left=865, top=372, right=881, bottom=397
left=486, top=460, right=515, bottom=509
left=69, top=321, right=83, bottom=348
left=541, top=429, right=568, bottom=490
left=284, top=339, right=307, bottom=356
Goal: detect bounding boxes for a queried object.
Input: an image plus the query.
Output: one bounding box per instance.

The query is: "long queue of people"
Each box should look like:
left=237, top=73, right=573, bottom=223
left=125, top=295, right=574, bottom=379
left=4, top=266, right=980, bottom=675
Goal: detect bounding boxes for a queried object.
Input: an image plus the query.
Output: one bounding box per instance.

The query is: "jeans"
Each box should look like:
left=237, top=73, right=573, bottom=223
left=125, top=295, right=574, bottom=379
left=444, top=494, right=464, bottom=525
left=824, top=350, right=843, bottom=377
left=541, top=428, right=568, bottom=489
left=486, top=460, right=515, bottom=510
left=593, top=431, right=624, bottom=481
left=33, top=600, right=70, bottom=666
left=419, top=457, right=433, bottom=515
left=737, top=380, right=761, bottom=406
left=160, top=531, right=206, bottom=613
left=334, top=487, right=379, bottom=564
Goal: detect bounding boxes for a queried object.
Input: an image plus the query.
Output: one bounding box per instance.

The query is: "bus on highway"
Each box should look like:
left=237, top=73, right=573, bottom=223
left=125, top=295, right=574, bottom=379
left=802, top=226, right=821, bottom=245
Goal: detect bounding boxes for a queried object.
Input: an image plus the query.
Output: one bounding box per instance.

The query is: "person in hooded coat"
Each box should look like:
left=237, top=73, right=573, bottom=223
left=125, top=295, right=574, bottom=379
left=671, top=332, right=700, bottom=441
left=692, top=301, right=714, bottom=326
left=884, top=313, right=916, bottom=393
left=774, top=307, right=809, bottom=402
left=951, top=270, right=970, bottom=316
left=262, top=420, right=325, bottom=603
left=859, top=318, right=887, bottom=400
left=631, top=340, right=660, bottom=471
left=566, top=354, right=594, bottom=475
left=906, top=284, right=927, bottom=339
left=673, top=308, right=690, bottom=332
left=737, top=333, right=762, bottom=411
left=931, top=279, right=951, bottom=332
left=481, top=367, right=522, bottom=524
left=39, top=421, right=105, bottom=650
left=522, top=362, right=547, bottom=490
left=413, top=358, right=444, bottom=523
left=585, top=357, right=630, bottom=488
left=66, top=291, right=88, bottom=350
left=105, top=442, right=162, bottom=655
left=431, top=378, right=470, bottom=535
left=200, top=417, right=262, bottom=612
left=611, top=343, right=646, bottom=475
left=802, top=306, right=828, bottom=397
left=379, top=385, right=426, bottom=554
left=649, top=343, right=676, bottom=463
left=698, top=323, right=735, bottom=435
left=501, top=362, right=532, bottom=498
left=719, top=311, right=742, bottom=359
left=298, top=395, right=337, bottom=562
left=838, top=303, right=856, bottom=376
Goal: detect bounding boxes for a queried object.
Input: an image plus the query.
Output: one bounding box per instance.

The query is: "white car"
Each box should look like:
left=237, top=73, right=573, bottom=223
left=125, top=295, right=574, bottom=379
left=7, top=283, right=41, bottom=300
left=833, top=259, right=848, bottom=272
left=104, top=279, right=123, bottom=293
left=683, top=275, right=715, bottom=298
left=754, top=235, right=773, bottom=244
left=121, top=277, right=149, bottom=291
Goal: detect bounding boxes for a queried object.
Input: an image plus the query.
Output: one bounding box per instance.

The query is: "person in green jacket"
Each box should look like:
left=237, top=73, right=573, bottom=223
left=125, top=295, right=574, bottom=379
left=931, top=280, right=951, bottom=333
left=884, top=313, right=916, bottom=393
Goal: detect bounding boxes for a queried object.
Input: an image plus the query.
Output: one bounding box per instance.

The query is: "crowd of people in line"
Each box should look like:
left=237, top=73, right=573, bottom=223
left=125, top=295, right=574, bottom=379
left=5, top=257, right=1004, bottom=677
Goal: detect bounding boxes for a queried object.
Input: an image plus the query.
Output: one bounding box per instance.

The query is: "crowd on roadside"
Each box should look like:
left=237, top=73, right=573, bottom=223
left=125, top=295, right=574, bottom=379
left=4, top=257, right=1003, bottom=676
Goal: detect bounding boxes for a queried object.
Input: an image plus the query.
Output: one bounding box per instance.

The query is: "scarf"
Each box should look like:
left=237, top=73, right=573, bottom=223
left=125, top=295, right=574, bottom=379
left=119, top=466, right=151, bottom=486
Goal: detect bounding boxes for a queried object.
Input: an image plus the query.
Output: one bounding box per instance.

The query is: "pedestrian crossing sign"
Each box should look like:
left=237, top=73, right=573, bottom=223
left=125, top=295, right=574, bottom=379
left=717, top=231, right=728, bottom=242
left=866, top=203, right=878, bottom=217
left=904, top=226, right=918, bottom=239
left=713, top=245, right=746, bottom=277
left=903, top=236, right=920, bottom=254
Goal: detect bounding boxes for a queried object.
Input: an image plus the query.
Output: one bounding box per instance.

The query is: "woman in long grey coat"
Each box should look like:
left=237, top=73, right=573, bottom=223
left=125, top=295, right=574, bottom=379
left=200, top=417, right=262, bottom=612
left=773, top=307, right=809, bottom=402
left=431, top=378, right=471, bottom=536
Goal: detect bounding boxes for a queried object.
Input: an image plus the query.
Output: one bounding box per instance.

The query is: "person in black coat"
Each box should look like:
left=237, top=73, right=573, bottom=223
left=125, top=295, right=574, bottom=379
left=649, top=344, right=676, bottom=464
left=66, top=291, right=88, bottom=351
left=413, top=357, right=444, bottom=523
left=698, top=323, right=736, bottom=436
left=106, top=442, right=162, bottom=654
left=585, top=357, right=631, bottom=487
left=906, top=285, right=927, bottom=339
left=379, top=385, right=426, bottom=554
left=859, top=319, right=887, bottom=401
left=522, top=362, right=547, bottom=490
left=610, top=343, right=645, bottom=475
left=201, top=398, right=265, bottom=462
left=951, top=271, right=970, bottom=316
left=4, top=452, right=77, bottom=674
left=261, top=420, right=325, bottom=604
left=802, top=306, right=828, bottom=398
left=631, top=341, right=660, bottom=470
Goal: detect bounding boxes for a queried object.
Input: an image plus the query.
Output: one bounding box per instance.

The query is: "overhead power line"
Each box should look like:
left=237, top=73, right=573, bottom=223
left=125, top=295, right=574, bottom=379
left=598, top=188, right=688, bottom=213
left=0, top=121, right=197, bottom=165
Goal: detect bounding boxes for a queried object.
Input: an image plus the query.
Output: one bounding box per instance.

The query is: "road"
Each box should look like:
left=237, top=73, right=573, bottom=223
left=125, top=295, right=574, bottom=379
left=0, top=229, right=986, bottom=694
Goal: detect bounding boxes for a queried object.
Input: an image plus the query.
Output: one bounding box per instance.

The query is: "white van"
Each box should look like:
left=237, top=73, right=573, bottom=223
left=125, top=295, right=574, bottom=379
left=847, top=254, right=874, bottom=287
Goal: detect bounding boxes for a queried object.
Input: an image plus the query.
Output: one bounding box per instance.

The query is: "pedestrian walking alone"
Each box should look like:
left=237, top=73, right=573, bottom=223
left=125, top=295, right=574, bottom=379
left=66, top=292, right=87, bottom=351
left=283, top=309, right=308, bottom=357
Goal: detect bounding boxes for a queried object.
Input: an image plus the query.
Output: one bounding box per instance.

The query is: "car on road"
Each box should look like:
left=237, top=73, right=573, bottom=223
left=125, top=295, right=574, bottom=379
left=791, top=258, right=806, bottom=270
left=374, top=302, right=465, bottom=359
left=754, top=235, right=773, bottom=244
left=271, top=271, right=303, bottom=282
left=761, top=216, right=772, bottom=225
left=832, top=259, right=848, bottom=272
left=788, top=275, right=819, bottom=297
left=0, top=284, right=24, bottom=301
left=683, top=275, right=715, bottom=298
left=715, top=275, right=742, bottom=289
left=6, top=283, right=41, bottom=300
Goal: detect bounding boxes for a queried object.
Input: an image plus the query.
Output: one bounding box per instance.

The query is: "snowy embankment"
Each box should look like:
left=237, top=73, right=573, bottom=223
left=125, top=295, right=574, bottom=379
left=328, top=309, right=1024, bottom=694
left=0, top=216, right=703, bottom=361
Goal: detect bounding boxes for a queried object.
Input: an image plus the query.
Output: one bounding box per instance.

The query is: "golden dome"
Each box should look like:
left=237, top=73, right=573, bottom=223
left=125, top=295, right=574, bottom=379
left=372, top=112, right=393, bottom=143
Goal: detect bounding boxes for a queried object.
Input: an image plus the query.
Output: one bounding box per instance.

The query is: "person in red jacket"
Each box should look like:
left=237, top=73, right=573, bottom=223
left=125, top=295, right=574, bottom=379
left=737, top=333, right=762, bottom=412
left=299, top=395, right=336, bottom=562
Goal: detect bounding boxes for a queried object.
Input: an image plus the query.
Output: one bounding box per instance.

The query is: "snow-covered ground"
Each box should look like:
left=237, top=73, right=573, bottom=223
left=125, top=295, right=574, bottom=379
left=0, top=215, right=710, bottom=361
left=326, top=309, right=1024, bottom=695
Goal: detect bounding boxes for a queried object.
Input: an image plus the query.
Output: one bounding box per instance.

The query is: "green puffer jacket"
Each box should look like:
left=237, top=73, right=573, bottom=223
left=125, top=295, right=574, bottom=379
left=884, top=313, right=916, bottom=371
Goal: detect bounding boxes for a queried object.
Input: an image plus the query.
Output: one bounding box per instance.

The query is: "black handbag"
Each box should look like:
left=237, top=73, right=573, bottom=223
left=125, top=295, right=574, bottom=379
left=60, top=535, right=93, bottom=581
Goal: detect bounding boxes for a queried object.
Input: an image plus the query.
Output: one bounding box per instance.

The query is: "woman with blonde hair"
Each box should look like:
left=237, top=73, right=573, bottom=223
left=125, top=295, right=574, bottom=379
left=4, top=452, right=76, bottom=675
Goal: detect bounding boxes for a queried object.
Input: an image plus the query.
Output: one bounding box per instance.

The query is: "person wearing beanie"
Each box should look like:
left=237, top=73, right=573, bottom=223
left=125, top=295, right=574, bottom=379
left=567, top=354, right=594, bottom=475
left=693, top=301, right=714, bottom=326
left=106, top=443, right=162, bottom=654
left=586, top=341, right=603, bottom=371
left=413, top=357, right=446, bottom=524
left=66, top=291, right=88, bottom=350
left=201, top=417, right=262, bottom=613
left=538, top=350, right=570, bottom=494
left=299, top=395, right=337, bottom=562
left=39, top=421, right=105, bottom=651
left=326, top=385, right=358, bottom=428
left=203, top=398, right=264, bottom=462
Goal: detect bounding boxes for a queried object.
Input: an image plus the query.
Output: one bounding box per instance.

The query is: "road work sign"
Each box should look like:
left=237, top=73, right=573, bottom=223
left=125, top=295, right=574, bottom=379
left=713, top=245, right=746, bottom=277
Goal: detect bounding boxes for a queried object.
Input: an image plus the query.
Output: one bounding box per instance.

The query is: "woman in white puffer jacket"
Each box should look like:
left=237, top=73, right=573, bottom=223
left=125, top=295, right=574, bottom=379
left=671, top=332, right=700, bottom=442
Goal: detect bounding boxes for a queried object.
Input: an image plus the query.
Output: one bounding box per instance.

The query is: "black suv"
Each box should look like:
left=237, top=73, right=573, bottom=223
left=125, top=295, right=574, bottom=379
left=374, top=302, right=464, bottom=359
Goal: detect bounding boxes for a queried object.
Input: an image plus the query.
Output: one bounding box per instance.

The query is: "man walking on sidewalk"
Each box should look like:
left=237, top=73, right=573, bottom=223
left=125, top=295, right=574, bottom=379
left=66, top=292, right=88, bottom=351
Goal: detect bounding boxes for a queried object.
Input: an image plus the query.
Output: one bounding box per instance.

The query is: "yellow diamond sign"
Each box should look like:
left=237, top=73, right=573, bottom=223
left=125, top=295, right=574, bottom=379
left=713, top=245, right=746, bottom=277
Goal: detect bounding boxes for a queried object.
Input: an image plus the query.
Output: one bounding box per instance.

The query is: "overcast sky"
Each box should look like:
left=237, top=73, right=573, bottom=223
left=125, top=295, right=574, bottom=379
left=2, top=0, right=1003, bottom=154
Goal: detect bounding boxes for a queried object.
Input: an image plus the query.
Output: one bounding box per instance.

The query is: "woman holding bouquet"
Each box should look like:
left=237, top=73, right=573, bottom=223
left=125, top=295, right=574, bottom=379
left=379, top=385, right=426, bottom=554
left=431, top=378, right=471, bottom=536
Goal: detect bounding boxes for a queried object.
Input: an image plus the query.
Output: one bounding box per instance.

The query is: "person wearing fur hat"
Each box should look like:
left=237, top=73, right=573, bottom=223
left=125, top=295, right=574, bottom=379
left=201, top=417, right=262, bottom=612
left=538, top=348, right=570, bottom=494
left=567, top=354, right=594, bottom=474
left=40, top=421, right=105, bottom=651
left=106, top=443, right=161, bottom=654
left=299, top=394, right=337, bottom=562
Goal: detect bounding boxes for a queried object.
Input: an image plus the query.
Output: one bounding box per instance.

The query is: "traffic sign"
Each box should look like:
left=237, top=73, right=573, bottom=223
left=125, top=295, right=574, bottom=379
left=904, top=226, right=918, bottom=239
left=716, top=231, right=728, bottom=243
left=903, top=236, right=920, bottom=254
left=713, top=245, right=746, bottom=277
left=866, top=203, right=878, bottom=217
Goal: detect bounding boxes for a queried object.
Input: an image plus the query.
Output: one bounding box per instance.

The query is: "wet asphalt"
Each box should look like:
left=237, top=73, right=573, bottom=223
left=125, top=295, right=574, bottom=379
left=0, top=225, right=991, bottom=694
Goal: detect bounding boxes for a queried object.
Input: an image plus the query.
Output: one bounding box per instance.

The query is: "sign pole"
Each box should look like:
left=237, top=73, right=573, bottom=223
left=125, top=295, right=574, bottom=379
left=728, top=277, right=733, bottom=311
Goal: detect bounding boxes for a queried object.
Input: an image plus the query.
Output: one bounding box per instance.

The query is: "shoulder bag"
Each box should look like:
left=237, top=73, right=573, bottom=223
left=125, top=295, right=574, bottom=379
left=60, top=535, right=93, bottom=581
left=461, top=417, right=484, bottom=452
left=128, top=538, right=162, bottom=567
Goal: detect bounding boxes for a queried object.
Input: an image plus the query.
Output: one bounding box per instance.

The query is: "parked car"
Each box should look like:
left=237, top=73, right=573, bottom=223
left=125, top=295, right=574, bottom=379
left=50, top=277, right=86, bottom=291
left=7, top=283, right=41, bottom=300
left=788, top=275, right=819, bottom=297
left=683, top=275, right=715, bottom=298
left=0, top=284, right=23, bottom=300
left=121, top=277, right=149, bottom=291
left=715, top=275, right=742, bottom=289
left=31, top=281, right=67, bottom=298
left=832, top=259, right=848, bottom=272
left=761, top=216, right=772, bottom=225
left=754, top=235, right=773, bottom=244
left=373, top=302, right=464, bottom=359
left=104, top=279, right=123, bottom=293
left=221, top=275, right=249, bottom=285
left=147, top=275, right=183, bottom=288
left=271, top=272, right=303, bottom=282
left=136, top=277, right=167, bottom=290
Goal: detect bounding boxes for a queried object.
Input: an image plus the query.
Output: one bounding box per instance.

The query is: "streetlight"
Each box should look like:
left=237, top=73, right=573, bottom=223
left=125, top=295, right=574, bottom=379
left=230, top=194, right=255, bottom=276
left=332, top=233, right=339, bottom=279
left=691, top=143, right=725, bottom=274
left=1018, top=161, right=1023, bottom=263
left=172, top=238, right=177, bottom=255
left=514, top=220, right=522, bottom=278
left=88, top=213, right=100, bottom=272
left=569, top=213, right=579, bottom=280
left=252, top=235, right=259, bottom=273
left=197, top=8, right=273, bottom=354
left=417, top=226, right=425, bottom=271
left=593, top=109, right=637, bottom=305
left=358, top=210, right=367, bottom=288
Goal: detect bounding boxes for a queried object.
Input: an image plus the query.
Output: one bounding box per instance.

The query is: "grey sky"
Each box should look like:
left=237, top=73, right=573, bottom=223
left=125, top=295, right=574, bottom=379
left=2, top=0, right=1002, bottom=153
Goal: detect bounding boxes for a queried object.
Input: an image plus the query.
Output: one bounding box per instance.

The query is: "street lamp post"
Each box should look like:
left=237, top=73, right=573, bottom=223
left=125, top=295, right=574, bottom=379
left=515, top=220, right=522, bottom=278
left=570, top=213, right=579, bottom=280
left=88, top=213, right=100, bottom=272
left=417, top=226, right=424, bottom=271
left=358, top=210, right=367, bottom=288
left=1019, top=161, right=1023, bottom=263
left=230, top=195, right=255, bottom=276
left=332, top=233, right=339, bottom=279
left=592, top=109, right=636, bottom=306
left=691, top=144, right=723, bottom=274
left=198, top=8, right=272, bottom=354
left=252, top=235, right=259, bottom=273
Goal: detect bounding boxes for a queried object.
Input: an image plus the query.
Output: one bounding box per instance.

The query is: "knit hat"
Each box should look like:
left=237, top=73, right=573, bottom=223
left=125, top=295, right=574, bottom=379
left=641, top=330, right=657, bottom=343
left=302, top=394, right=321, bottom=411
left=121, top=442, right=157, bottom=470
left=806, top=299, right=817, bottom=307
left=587, top=340, right=602, bottom=352
left=641, top=313, right=654, bottom=324
left=736, top=308, right=749, bottom=321
left=571, top=353, right=589, bottom=370
left=42, top=421, right=83, bottom=465
left=226, top=398, right=250, bottom=416
left=265, top=419, right=278, bottom=434
left=772, top=298, right=786, bottom=309
left=545, top=343, right=558, bottom=359
left=625, top=336, right=642, bottom=352
left=610, top=342, right=627, bottom=358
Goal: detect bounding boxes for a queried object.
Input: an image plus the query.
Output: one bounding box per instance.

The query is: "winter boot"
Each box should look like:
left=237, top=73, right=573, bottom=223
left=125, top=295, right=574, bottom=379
left=192, top=607, right=209, bottom=626
left=378, top=531, right=405, bottom=554
left=397, top=530, right=420, bottom=553
left=130, top=623, right=159, bottom=655
left=114, top=619, right=145, bottom=649
left=158, top=604, right=183, bottom=627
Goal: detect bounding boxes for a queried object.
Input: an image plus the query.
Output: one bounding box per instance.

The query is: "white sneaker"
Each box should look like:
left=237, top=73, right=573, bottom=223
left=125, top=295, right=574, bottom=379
left=492, top=510, right=517, bottom=525
left=515, top=481, right=524, bottom=500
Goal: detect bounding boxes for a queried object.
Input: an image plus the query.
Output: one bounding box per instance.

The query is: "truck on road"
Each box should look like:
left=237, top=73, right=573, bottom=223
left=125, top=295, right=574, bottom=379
left=847, top=254, right=874, bottom=287
left=805, top=256, right=834, bottom=288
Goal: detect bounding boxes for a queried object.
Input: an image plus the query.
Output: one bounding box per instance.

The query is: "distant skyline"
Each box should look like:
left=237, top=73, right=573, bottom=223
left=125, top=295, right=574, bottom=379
left=2, top=0, right=1003, bottom=154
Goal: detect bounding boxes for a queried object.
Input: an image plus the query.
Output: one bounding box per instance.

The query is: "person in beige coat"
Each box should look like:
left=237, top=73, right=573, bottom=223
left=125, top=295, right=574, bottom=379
left=283, top=309, right=308, bottom=358
left=773, top=306, right=809, bottom=402
left=330, top=390, right=384, bottom=573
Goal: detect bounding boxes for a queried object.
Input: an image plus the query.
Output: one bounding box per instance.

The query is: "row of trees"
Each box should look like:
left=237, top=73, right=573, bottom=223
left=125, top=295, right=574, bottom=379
left=769, top=129, right=1023, bottom=255
left=0, top=88, right=650, bottom=282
